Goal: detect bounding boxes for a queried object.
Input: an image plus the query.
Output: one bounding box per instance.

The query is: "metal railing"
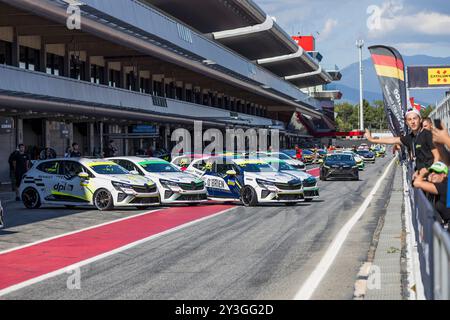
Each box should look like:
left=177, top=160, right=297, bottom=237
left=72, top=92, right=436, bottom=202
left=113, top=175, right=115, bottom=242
left=405, top=163, right=450, bottom=299
left=433, top=222, right=450, bottom=299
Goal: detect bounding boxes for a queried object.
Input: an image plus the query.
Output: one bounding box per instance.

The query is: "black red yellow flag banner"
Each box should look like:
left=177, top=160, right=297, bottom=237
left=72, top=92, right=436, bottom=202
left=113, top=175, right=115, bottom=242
left=368, top=45, right=407, bottom=137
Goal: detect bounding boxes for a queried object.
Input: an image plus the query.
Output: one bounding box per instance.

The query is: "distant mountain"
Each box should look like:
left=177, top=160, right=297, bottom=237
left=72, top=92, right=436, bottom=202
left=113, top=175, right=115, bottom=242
left=336, top=55, right=450, bottom=106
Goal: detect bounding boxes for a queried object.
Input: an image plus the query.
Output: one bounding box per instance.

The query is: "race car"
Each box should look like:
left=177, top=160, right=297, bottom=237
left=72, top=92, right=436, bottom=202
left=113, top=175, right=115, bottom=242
left=191, top=156, right=304, bottom=206
left=108, top=157, right=208, bottom=204
left=19, top=158, right=159, bottom=211
left=320, top=154, right=359, bottom=181
left=257, top=152, right=306, bottom=171
left=356, top=150, right=376, bottom=163
left=260, top=158, right=319, bottom=202
left=336, top=150, right=365, bottom=171
left=302, top=150, right=315, bottom=164
left=371, top=145, right=386, bottom=157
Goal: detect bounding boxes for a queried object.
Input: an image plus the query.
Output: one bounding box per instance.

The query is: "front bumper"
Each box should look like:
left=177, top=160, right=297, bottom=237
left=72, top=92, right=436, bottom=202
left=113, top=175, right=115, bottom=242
left=161, top=188, right=208, bottom=204
left=258, top=187, right=305, bottom=203
left=304, top=187, right=320, bottom=198
left=322, top=167, right=359, bottom=179
left=116, top=193, right=160, bottom=206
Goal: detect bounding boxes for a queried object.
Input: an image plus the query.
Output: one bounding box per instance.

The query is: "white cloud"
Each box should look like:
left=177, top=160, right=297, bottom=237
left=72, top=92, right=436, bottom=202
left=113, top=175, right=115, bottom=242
left=317, top=19, right=338, bottom=41
left=368, top=1, right=450, bottom=38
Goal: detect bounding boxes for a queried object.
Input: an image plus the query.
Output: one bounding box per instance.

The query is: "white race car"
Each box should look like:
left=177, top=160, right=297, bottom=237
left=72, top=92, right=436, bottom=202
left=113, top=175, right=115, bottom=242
left=257, top=152, right=306, bottom=171
left=19, top=158, right=160, bottom=211
left=191, top=156, right=304, bottom=206
left=108, top=157, right=208, bottom=204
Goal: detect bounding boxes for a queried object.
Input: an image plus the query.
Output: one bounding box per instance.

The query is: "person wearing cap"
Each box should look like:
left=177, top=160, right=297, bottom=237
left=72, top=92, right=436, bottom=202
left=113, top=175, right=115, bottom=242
left=413, top=161, right=450, bottom=222
left=365, top=107, right=440, bottom=171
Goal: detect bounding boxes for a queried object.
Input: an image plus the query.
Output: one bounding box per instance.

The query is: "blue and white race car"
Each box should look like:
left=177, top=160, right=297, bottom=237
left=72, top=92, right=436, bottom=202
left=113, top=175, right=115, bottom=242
left=260, top=157, right=319, bottom=202
left=190, top=156, right=304, bottom=206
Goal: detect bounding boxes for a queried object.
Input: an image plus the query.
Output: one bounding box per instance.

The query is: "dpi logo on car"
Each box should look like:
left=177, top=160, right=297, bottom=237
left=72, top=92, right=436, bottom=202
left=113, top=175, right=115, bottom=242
left=53, top=182, right=74, bottom=192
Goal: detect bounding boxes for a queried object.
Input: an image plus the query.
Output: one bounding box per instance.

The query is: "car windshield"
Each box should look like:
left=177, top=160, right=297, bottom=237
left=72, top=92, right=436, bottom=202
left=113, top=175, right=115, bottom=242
left=357, top=151, right=371, bottom=156
left=140, top=161, right=180, bottom=173
left=267, top=161, right=294, bottom=171
left=281, top=150, right=296, bottom=158
left=326, top=154, right=353, bottom=162
left=235, top=161, right=276, bottom=173
left=90, top=163, right=128, bottom=175
left=265, top=152, right=291, bottom=160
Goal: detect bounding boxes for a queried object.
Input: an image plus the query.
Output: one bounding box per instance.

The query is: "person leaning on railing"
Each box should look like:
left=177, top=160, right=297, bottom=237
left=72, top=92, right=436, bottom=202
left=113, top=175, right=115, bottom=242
left=365, top=108, right=440, bottom=176
left=412, top=162, right=450, bottom=224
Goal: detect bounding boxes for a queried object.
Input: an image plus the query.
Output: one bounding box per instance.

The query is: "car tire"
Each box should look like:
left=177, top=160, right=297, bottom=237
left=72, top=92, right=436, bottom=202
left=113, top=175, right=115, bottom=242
left=93, top=188, right=114, bottom=211
left=22, top=187, right=41, bottom=209
left=241, top=186, right=258, bottom=207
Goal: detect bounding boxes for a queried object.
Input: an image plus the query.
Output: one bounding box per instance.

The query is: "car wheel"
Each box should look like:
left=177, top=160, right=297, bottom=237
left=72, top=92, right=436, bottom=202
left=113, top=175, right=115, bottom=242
left=22, top=187, right=41, bottom=209
left=241, top=186, right=258, bottom=207
left=93, top=189, right=114, bottom=211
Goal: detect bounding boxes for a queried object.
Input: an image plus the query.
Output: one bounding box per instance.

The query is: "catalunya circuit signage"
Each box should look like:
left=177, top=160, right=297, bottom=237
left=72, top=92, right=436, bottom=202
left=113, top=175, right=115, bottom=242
left=408, top=66, right=450, bottom=88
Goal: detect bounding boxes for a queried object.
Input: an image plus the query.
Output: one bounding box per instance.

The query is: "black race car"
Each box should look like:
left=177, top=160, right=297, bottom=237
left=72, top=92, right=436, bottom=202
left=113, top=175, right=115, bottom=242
left=320, top=154, right=359, bottom=181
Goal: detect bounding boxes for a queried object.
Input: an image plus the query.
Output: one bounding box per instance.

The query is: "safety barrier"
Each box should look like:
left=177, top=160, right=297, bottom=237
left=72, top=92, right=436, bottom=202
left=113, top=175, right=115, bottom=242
left=404, top=163, right=450, bottom=300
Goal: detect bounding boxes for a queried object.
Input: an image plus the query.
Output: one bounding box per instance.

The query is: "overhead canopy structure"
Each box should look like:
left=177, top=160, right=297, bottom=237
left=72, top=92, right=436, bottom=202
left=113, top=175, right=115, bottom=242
left=144, top=0, right=299, bottom=60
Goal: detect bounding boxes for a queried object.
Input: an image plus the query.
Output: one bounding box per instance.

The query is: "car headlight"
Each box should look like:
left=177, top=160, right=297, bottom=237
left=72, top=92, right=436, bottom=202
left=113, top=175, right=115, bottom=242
left=111, top=181, right=132, bottom=191
left=159, top=179, right=179, bottom=189
left=256, top=179, right=276, bottom=188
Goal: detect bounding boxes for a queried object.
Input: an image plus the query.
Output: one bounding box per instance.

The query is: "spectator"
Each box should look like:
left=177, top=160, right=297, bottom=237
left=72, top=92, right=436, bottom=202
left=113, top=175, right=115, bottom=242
left=294, top=145, right=302, bottom=160
left=70, top=143, right=81, bottom=158
left=8, top=148, right=19, bottom=192
left=365, top=108, right=440, bottom=172
left=422, top=117, right=433, bottom=131
left=39, top=147, right=56, bottom=160
left=12, top=144, right=30, bottom=201
left=104, top=140, right=118, bottom=158
left=64, top=146, right=72, bottom=158
left=413, top=162, right=450, bottom=223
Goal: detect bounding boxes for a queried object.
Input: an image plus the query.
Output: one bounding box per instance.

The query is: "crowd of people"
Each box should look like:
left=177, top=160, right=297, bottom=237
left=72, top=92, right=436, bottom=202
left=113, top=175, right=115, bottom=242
left=365, top=108, right=450, bottom=225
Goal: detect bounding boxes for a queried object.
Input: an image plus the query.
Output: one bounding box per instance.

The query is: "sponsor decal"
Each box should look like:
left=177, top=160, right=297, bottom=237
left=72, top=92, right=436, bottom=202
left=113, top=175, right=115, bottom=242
left=53, top=182, right=74, bottom=192
left=206, top=178, right=226, bottom=189
left=428, top=68, right=450, bottom=85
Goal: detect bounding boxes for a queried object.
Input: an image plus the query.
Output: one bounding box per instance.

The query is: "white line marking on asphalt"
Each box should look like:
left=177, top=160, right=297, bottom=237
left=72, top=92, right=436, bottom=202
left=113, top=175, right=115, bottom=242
left=293, top=157, right=396, bottom=300
left=0, top=209, right=162, bottom=255
left=0, top=206, right=236, bottom=297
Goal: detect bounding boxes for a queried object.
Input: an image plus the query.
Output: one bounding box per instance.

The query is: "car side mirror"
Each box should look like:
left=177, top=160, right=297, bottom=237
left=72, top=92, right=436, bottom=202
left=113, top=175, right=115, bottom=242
left=129, top=170, right=139, bottom=175
left=226, top=170, right=237, bottom=176
left=78, top=172, right=89, bottom=180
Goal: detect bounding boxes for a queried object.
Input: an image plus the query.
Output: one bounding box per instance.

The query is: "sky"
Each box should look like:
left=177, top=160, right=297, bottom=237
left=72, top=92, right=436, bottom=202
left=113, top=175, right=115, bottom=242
left=255, top=0, right=450, bottom=69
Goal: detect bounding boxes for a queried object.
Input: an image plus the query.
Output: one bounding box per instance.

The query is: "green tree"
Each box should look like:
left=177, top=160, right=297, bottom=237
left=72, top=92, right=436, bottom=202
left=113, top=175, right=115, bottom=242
left=334, top=100, right=388, bottom=131
left=420, top=105, right=434, bottom=119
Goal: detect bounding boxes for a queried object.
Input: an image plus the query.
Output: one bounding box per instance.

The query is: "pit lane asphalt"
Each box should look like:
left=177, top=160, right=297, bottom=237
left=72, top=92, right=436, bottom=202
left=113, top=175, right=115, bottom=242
left=1, top=154, right=396, bottom=300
